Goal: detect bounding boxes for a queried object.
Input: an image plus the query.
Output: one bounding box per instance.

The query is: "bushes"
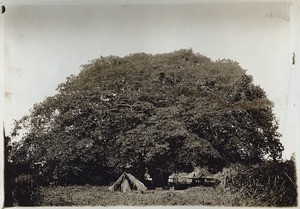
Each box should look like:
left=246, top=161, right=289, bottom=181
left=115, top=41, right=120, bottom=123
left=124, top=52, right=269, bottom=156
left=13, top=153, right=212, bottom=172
left=13, top=174, right=42, bottom=206
left=223, top=160, right=297, bottom=206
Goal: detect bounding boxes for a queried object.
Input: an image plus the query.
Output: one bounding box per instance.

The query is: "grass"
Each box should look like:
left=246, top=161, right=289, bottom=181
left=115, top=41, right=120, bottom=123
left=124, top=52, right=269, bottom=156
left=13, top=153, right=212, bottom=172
left=39, top=185, right=263, bottom=206
left=32, top=161, right=297, bottom=207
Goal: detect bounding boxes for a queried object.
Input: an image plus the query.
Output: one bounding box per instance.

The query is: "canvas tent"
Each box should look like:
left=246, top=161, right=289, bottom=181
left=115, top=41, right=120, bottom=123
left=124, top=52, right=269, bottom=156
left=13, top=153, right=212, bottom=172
left=108, top=172, right=147, bottom=193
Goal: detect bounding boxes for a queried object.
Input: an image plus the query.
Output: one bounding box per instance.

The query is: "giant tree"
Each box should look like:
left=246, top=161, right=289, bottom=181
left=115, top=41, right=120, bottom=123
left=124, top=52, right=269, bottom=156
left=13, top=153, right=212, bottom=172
left=10, top=49, right=283, bottom=186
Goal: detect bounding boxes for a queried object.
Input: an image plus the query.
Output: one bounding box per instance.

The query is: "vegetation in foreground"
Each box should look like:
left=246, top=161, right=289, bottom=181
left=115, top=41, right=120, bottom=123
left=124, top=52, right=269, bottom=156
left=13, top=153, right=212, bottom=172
left=38, top=159, right=297, bottom=207
left=38, top=165, right=297, bottom=208
left=9, top=159, right=297, bottom=207
left=38, top=186, right=257, bottom=206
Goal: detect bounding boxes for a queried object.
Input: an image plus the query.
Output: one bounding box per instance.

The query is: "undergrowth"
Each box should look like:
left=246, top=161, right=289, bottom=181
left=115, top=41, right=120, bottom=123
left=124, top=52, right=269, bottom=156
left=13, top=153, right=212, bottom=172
left=222, top=160, right=297, bottom=206
left=39, top=185, right=263, bottom=206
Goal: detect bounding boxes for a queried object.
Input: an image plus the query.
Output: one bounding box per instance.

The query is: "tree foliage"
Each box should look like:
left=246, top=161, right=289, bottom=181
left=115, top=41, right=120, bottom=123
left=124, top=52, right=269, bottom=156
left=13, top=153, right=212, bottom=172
left=10, top=49, right=283, bottom=185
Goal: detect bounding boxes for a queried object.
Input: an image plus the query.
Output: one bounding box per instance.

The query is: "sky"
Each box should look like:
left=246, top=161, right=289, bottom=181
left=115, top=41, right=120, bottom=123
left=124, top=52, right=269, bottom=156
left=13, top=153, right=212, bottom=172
left=2, top=1, right=298, bottom=159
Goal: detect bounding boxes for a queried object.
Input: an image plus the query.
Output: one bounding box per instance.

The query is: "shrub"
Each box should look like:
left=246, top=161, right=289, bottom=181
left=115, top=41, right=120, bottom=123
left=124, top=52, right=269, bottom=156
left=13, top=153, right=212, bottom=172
left=223, top=160, right=297, bottom=206
left=13, top=174, right=41, bottom=206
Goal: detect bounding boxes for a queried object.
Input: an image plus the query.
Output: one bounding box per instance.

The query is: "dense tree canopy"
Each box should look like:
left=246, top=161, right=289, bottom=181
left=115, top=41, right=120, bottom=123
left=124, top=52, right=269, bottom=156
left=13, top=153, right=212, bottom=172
left=10, top=49, right=283, bottom=186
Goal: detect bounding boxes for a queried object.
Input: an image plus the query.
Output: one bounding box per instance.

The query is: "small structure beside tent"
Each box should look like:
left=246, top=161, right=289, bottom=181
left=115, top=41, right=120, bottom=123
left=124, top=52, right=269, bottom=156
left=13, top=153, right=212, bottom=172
left=168, top=167, right=220, bottom=189
left=109, top=172, right=147, bottom=193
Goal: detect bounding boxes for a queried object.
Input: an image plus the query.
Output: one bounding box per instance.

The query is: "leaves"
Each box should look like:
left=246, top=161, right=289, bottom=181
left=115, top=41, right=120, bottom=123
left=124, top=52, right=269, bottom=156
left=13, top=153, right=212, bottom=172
left=10, top=49, right=283, bottom=185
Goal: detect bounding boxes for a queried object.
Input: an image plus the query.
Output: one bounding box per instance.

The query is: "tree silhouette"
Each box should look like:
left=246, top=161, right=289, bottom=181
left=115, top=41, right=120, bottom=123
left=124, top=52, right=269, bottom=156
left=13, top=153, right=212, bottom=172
left=4, top=127, right=13, bottom=207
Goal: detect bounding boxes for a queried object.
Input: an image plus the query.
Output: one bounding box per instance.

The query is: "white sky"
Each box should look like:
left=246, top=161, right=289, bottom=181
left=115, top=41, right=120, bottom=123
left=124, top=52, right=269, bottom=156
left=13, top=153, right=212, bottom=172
left=2, top=1, right=298, bottom=159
